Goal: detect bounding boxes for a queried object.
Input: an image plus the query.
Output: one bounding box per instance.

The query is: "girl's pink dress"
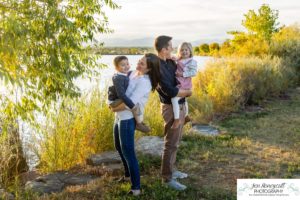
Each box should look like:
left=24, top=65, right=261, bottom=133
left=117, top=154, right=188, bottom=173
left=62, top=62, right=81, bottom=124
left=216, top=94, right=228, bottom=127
left=176, top=58, right=196, bottom=90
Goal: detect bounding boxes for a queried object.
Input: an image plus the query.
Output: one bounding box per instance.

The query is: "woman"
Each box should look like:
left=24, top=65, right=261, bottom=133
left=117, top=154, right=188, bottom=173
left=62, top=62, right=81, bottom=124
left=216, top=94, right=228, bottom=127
left=110, top=53, right=160, bottom=196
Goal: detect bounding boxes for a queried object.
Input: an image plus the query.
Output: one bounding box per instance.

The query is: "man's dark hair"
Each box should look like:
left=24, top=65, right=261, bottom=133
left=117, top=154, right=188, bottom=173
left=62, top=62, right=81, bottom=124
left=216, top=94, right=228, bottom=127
left=154, top=35, right=172, bottom=52
left=113, top=56, right=128, bottom=68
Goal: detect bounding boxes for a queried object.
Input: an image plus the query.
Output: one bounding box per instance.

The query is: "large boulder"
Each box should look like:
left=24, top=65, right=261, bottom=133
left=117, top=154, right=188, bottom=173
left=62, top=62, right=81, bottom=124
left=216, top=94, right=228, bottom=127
left=135, top=136, right=164, bottom=157
left=86, top=151, right=123, bottom=176
left=86, top=151, right=121, bottom=166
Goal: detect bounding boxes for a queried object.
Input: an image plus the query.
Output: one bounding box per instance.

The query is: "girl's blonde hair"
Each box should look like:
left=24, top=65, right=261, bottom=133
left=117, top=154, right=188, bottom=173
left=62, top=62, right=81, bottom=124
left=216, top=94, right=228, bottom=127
left=177, top=42, right=193, bottom=58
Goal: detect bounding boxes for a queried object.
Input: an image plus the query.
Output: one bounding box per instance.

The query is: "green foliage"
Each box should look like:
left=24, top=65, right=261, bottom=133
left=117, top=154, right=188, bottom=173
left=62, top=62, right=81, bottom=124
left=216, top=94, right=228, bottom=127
left=192, top=56, right=295, bottom=118
left=196, top=43, right=221, bottom=56
left=242, top=4, right=279, bottom=41
left=37, top=89, right=114, bottom=172
left=37, top=89, right=164, bottom=172
left=225, top=32, right=270, bottom=56
left=270, top=24, right=300, bottom=73
left=0, top=0, right=119, bottom=122
left=212, top=4, right=280, bottom=57
left=209, top=42, right=220, bottom=51
left=143, top=92, right=164, bottom=136
left=199, top=43, right=210, bottom=55
left=193, top=46, right=200, bottom=55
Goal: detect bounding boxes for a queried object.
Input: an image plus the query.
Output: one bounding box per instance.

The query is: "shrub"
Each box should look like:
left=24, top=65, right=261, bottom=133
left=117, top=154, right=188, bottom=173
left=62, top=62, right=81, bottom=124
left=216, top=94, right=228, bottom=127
left=270, top=24, right=300, bottom=73
left=191, top=56, right=295, bottom=118
left=38, top=89, right=114, bottom=172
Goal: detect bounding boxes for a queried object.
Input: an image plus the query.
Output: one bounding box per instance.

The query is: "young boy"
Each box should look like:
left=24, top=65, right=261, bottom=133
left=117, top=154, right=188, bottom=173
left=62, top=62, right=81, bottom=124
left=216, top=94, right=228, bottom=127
left=108, top=56, right=151, bottom=133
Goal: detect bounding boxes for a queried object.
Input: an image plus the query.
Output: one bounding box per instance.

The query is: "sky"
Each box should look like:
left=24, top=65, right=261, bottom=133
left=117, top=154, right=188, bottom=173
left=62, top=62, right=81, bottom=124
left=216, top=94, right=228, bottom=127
left=100, top=0, right=300, bottom=46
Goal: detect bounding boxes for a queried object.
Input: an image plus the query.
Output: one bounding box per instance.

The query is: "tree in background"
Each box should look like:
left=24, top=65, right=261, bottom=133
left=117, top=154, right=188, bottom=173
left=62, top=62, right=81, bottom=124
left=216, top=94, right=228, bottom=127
left=209, top=42, right=220, bottom=55
left=194, top=46, right=200, bottom=55
left=218, top=4, right=279, bottom=56
left=199, top=43, right=210, bottom=55
left=0, top=0, right=118, bottom=182
left=0, top=0, right=119, bottom=122
left=219, top=39, right=234, bottom=56
left=242, top=4, right=279, bottom=41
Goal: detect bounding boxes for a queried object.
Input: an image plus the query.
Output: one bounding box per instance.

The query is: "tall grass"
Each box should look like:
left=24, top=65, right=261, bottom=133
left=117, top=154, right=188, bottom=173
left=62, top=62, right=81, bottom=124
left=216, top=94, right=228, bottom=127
left=38, top=89, right=114, bottom=172
left=143, top=92, right=164, bottom=136
left=270, top=24, right=300, bottom=75
left=190, top=56, right=296, bottom=122
left=37, top=89, right=164, bottom=172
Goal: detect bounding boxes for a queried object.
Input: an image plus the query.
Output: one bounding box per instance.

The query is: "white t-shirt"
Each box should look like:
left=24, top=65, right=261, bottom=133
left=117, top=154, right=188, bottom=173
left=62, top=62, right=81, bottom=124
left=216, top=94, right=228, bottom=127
left=116, top=70, right=152, bottom=120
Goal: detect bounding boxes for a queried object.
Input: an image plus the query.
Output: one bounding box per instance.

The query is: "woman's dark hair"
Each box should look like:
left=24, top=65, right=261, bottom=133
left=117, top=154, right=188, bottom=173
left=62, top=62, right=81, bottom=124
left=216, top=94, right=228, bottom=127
left=154, top=35, right=172, bottom=52
left=145, top=53, right=160, bottom=91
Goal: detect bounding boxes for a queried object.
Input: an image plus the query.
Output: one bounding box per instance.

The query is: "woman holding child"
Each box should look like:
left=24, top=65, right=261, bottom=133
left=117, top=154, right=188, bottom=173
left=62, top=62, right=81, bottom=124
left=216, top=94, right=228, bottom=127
left=108, top=53, right=161, bottom=196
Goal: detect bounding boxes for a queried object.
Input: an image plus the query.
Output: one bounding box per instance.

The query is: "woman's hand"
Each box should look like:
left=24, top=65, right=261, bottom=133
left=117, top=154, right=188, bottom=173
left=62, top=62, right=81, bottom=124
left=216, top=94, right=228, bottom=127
left=110, top=103, right=126, bottom=112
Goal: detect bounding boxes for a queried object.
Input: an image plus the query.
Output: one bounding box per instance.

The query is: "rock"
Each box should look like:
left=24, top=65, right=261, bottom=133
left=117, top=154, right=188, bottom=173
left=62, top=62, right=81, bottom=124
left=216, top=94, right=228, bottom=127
left=25, top=171, right=97, bottom=195
left=25, top=173, right=65, bottom=194
left=102, top=163, right=123, bottom=176
left=0, top=189, right=14, bottom=200
left=63, top=174, right=96, bottom=186
left=191, top=125, right=220, bottom=136
left=86, top=151, right=121, bottom=166
left=135, top=136, right=164, bottom=157
left=19, top=170, right=40, bottom=185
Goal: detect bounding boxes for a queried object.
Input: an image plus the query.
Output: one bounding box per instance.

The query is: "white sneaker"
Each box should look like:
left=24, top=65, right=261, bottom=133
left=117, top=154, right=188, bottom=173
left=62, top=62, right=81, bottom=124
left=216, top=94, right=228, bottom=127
left=172, top=171, right=188, bottom=179
left=128, top=189, right=141, bottom=196
left=165, top=179, right=187, bottom=191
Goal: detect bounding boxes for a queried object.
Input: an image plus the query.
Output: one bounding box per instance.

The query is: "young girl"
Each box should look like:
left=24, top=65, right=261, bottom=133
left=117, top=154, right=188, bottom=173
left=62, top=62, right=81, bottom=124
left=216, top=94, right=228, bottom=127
left=171, top=42, right=197, bottom=129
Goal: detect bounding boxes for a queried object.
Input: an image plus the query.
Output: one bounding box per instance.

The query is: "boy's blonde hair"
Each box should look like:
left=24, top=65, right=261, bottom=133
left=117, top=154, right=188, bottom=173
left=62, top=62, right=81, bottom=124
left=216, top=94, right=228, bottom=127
left=177, top=42, right=193, bottom=58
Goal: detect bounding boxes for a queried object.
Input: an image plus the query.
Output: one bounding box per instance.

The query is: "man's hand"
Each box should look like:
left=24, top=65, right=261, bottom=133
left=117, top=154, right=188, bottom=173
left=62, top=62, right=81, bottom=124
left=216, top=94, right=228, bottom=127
left=177, top=89, right=192, bottom=98
left=176, top=71, right=183, bottom=77
left=171, top=55, right=178, bottom=61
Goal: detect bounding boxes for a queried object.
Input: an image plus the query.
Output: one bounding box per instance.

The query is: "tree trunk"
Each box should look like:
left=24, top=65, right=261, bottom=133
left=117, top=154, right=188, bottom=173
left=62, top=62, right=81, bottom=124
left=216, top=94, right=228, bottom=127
left=0, top=123, right=29, bottom=186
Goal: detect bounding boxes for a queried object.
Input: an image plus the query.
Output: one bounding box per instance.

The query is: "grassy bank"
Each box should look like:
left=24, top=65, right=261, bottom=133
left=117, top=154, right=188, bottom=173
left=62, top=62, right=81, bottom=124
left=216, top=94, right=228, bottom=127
left=27, top=87, right=300, bottom=200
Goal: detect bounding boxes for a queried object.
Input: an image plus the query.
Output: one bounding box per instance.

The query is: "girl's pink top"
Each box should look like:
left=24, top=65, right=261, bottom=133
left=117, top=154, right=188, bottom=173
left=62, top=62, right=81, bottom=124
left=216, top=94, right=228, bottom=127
left=176, top=58, right=197, bottom=90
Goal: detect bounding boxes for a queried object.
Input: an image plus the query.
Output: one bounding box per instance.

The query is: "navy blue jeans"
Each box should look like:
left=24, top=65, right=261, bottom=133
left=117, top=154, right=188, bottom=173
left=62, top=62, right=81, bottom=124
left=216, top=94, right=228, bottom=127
left=113, top=118, right=140, bottom=190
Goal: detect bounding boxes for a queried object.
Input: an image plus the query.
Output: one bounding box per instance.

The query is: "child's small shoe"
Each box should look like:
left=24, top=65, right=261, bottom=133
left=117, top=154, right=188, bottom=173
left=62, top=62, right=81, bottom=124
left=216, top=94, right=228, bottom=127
left=171, top=119, right=180, bottom=129
left=184, top=115, right=192, bottom=125
left=136, top=122, right=151, bottom=133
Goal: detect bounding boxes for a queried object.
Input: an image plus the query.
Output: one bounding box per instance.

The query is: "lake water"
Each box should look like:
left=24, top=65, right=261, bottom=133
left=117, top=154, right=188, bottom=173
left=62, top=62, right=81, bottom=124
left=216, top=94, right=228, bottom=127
left=75, top=55, right=211, bottom=93
left=18, top=55, right=211, bottom=169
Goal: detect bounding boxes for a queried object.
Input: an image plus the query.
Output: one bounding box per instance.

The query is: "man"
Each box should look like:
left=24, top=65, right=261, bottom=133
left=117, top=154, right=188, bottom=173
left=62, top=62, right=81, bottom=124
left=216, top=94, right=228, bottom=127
left=155, top=35, right=192, bottom=191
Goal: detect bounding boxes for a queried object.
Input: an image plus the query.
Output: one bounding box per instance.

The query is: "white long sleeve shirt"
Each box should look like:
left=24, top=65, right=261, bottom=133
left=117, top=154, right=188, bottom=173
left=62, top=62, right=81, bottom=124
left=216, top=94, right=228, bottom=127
left=116, top=70, right=152, bottom=120
left=181, top=58, right=197, bottom=78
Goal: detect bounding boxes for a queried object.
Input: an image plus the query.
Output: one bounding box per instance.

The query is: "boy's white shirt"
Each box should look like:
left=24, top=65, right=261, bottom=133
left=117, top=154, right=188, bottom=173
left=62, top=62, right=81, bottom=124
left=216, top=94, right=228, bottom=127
left=115, top=71, right=128, bottom=76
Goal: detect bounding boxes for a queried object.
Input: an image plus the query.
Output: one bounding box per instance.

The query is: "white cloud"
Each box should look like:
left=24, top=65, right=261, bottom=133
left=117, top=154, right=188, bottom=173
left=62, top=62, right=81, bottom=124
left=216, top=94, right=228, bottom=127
left=100, top=0, right=300, bottom=43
